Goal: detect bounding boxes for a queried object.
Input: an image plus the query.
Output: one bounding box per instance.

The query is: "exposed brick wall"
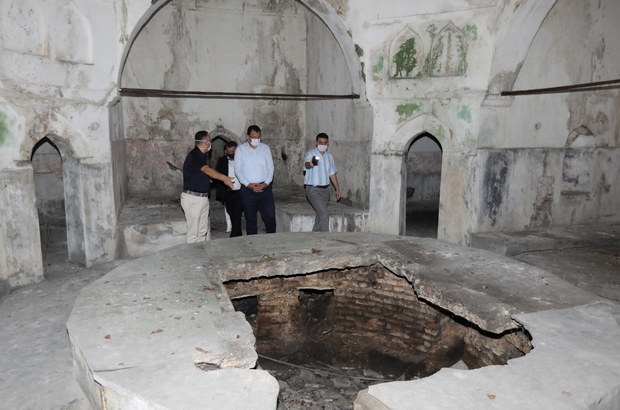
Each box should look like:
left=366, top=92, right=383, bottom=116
left=224, top=263, right=530, bottom=375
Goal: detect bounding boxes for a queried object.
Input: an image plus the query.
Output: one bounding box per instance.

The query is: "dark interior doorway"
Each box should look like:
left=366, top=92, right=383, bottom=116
left=31, top=137, right=68, bottom=275
left=405, top=133, right=442, bottom=238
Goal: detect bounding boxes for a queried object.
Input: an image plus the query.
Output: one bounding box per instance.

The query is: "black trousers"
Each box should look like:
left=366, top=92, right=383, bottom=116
left=240, top=184, right=276, bottom=235
left=223, top=189, right=244, bottom=237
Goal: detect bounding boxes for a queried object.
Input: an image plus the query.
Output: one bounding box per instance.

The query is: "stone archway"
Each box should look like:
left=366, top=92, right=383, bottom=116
left=13, top=110, right=95, bottom=266
left=404, top=133, right=443, bottom=238
left=487, top=0, right=559, bottom=95
left=370, top=114, right=458, bottom=236
left=117, top=0, right=366, bottom=101
left=208, top=126, right=241, bottom=170
left=115, top=0, right=373, bottom=208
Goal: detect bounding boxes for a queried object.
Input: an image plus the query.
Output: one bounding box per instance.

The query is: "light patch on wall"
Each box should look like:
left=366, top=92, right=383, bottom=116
left=463, top=24, right=478, bottom=41
left=457, top=105, right=472, bottom=124
left=426, top=23, right=437, bottom=39
left=463, top=130, right=476, bottom=148
left=0, top=110, right=15, bottom=148
left=372, top=55, right=384, bottom=80
left=396, top=103, right=422, bottom=122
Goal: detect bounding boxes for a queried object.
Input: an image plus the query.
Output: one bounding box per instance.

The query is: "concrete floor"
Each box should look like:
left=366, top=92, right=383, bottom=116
left=0, top=207, right=618, bottom=410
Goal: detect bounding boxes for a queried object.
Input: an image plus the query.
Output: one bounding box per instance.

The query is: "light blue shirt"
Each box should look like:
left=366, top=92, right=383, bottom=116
left=303, top=147, right=336, bottom=186
left=234, top=142, right=274, bottom=186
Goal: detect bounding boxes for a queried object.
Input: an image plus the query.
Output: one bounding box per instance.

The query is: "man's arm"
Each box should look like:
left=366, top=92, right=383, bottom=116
left=264, top=145, right=274, bottom=185
left=234, top=149, right=249, bottom=187
left=330, top=174, right=341, bottom=201
left=201, top=165, right=234, bottom=190
left=304, top=151, right=314, bottom=169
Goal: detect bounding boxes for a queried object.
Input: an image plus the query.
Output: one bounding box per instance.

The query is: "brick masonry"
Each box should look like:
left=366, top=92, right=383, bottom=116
left=224, top=264, right=531, bottom=376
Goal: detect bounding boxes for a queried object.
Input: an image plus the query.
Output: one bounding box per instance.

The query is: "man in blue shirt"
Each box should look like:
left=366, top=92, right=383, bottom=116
left=234, top=125, right=277, bottom=235
left=181, top=131, right=234, bottom=243
left=303, top=133, right=341, bottom=232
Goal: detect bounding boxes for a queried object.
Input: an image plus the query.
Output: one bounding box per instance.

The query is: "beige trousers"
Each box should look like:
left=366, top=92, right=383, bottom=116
left=181, top=193, right=211, bottom=243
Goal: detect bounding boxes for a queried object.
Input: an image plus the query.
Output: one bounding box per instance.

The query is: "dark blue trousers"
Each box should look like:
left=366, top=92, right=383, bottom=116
left=240, top=184, right=276, bottom=235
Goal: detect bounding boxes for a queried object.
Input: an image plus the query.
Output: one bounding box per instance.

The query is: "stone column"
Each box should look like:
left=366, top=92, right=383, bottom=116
left=369, top=152, right=406, bottom=235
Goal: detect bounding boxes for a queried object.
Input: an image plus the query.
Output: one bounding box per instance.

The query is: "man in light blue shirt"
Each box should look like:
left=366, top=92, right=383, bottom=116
left=303, top=133, right=341, bottom=232
left=235, top=125, right=276, bottom=234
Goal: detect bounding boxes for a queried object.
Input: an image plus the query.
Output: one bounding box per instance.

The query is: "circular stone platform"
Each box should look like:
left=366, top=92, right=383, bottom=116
left=67, top=232, right=620, bottom=410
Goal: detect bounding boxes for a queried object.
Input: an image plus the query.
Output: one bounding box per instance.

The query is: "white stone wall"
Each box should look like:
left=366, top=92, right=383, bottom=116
left=0, top=0, right=152, bottom=289
left=1, top=0, right=619, bottom=291
left=120, top=0, right=310, bottom=193
left=474, top=0, right=620, bottom=232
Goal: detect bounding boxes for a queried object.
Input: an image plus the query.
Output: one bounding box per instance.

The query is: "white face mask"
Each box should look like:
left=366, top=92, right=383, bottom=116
left=317, top=144, right=327, bottom=152
left=250, top=138, right=260, bottom=147
left=206, top=143, right=212, bottom=152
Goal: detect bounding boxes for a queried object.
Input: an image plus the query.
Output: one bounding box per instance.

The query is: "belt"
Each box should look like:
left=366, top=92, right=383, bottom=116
left=306, top=185, right=329, bottom=189
left=183, top=189, right=209, bottom=197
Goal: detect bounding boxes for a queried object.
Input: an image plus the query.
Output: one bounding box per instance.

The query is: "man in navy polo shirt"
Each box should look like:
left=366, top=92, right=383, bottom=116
left=181, top=131, right=234, bottom=243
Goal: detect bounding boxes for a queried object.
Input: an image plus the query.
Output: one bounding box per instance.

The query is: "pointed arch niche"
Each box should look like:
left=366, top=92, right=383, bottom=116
left=2, top=0, right=48, bottom=56
left=14, top=111, right=95, bottom=266
left=55, top=2, right=94, bottom=65
left=405, top=133, right=442, bottom=238
left=429, top=22, right=467, bottom=77
left=370, top=114, right=458, bottom=236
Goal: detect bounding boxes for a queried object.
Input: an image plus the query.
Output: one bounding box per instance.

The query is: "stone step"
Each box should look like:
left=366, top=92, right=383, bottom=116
left=469, top=223, right=620, bottom=257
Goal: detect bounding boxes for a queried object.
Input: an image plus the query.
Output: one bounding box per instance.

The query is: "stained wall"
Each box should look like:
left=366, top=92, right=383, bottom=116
left=475, top=0, right=620, bottom=232
left=2, top=0, right=619, bottom=294
left=0, top=0, right=152, bottom=293
left=120, top=0, right=310, bottom=195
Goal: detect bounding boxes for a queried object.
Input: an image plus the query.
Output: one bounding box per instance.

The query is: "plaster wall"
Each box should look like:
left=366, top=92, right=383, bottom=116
left=121, top=0, right=310, bottom=194
left=0, top=168, right=43, bottom=293
left=0, top=0, right=152, bottom=289
left=473, top=0, right=620, bottom=232
left=304, top=10, right=372, bottom=208
left=362, top=5, right=496, bottom=240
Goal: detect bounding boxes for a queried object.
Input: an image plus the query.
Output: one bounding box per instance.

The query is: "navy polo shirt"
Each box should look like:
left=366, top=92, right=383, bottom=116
left=182, top=146, right=211, bottom=193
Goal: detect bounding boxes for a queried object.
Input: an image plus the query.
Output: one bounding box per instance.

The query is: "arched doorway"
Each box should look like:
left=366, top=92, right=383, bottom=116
left=404, top=133, right=442, bottom=238
left=14, top=111, right=97, bottom=267
left=31, top=137, right=67, bottom=271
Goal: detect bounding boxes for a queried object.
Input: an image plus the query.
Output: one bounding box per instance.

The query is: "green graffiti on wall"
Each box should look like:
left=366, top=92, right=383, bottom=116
left=392, top=38, right=418, bottom=78
left=372, top=55, right=384, bottom=79
left=0, top=110, right=12, bottom=148
left=458, top=105, right=472, bottom=124
left=463, top=24, right=478, bottom=41
left=396, top=102, right=422, bottom=122
left=426, top=23, right=437, bottom=39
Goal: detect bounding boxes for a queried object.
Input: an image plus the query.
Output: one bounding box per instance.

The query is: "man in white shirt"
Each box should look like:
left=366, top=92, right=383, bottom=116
left=216, top=141, right=243, bottom=237
left=303, top=133, right=341, bottom=232
left=234, top=125, right=276, bottom=235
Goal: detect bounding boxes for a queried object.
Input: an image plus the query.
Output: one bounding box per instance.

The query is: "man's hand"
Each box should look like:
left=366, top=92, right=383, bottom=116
left=223, top=176, right=235, bottom=190
left=335, top=188, right=341, bottom=201
left=305, top=161, right=314, bottom=169
left=248, top=182, right=266, bottom=193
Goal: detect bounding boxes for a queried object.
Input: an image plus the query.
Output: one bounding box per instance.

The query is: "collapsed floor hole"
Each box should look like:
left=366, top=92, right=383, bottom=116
left=224, top=264, right=532, bottom=409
